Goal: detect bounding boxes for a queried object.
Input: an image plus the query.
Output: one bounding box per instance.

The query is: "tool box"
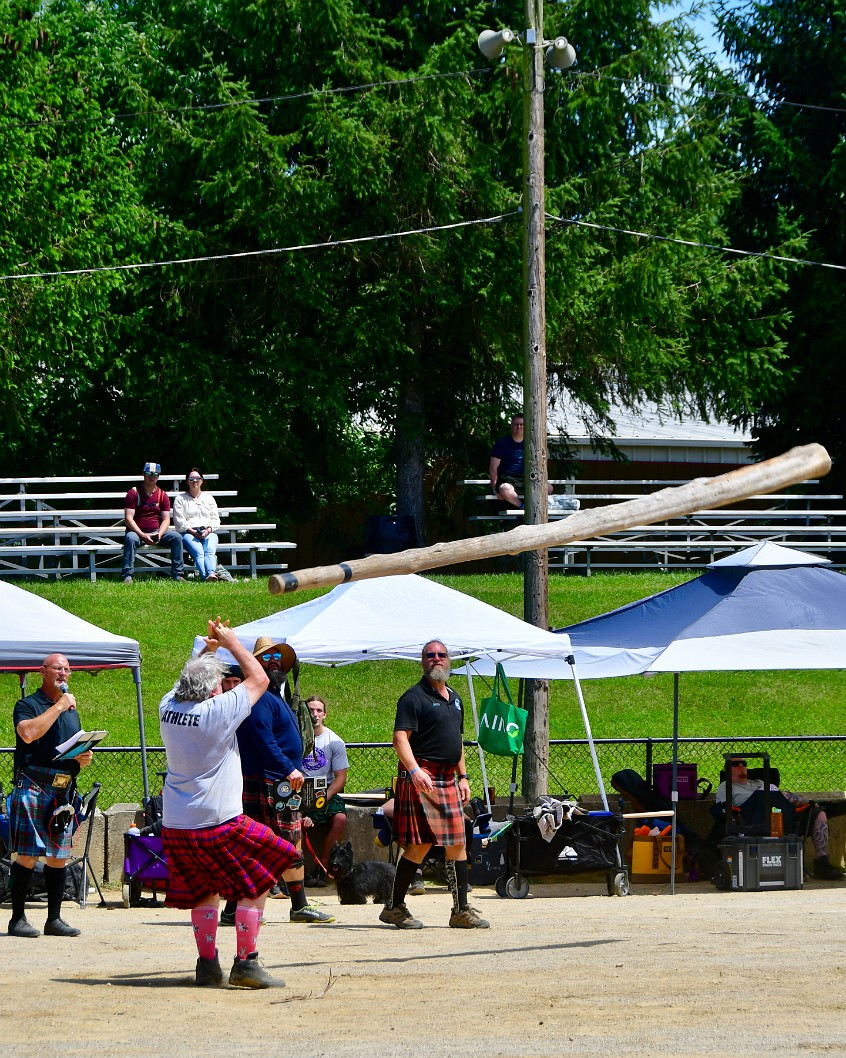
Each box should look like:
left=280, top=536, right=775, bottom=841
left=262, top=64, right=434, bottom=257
left=718, top=835, right=804, bottom=891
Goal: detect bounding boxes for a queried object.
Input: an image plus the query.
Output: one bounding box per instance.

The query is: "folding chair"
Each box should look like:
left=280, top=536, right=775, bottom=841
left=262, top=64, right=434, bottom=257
left=66, top=782, right=107, bottom=909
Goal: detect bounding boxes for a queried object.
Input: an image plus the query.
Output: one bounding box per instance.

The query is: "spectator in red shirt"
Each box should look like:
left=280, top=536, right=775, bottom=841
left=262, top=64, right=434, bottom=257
left=121, top=462, right=184, bottom=584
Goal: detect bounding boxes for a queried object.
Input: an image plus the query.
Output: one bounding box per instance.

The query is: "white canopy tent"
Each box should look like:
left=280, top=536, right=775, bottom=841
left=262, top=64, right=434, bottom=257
left=193, top=574, right=609, bottom=807
left=0, top=581, right=150, bottom=798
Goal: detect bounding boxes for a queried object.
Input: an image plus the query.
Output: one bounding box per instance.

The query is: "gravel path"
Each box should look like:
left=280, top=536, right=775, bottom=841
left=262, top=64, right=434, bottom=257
left=2, top=879, right=845, bottom=1057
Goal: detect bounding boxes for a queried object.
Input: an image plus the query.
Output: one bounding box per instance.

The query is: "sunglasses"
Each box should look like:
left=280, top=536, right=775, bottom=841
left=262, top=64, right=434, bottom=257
left=730, top=760, right=748, bottom=767
left=187, top=476, right=202, bottom=482
left=425, top=651, right=448, bottom=660
left=260, top=652, right=283, bottom=662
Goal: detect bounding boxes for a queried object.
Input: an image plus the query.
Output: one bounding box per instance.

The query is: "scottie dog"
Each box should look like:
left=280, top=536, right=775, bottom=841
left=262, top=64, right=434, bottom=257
left=327, top=841, right=395, bottom=905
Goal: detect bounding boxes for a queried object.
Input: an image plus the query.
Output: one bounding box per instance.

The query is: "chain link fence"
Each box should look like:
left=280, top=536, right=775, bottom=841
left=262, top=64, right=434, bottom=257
left=2, top=736, right=844, bottom=809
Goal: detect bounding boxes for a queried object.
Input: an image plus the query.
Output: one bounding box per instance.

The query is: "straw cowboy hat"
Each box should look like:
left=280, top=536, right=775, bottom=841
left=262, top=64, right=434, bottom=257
left=252, top=636, right=297, bottom=673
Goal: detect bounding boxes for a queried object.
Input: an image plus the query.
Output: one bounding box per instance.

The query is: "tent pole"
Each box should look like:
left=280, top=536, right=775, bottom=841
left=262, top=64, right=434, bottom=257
left=133, top=666, right=150, bottom=802
left=567, top=656, right=609, bottom=811
left=670, top=672, right=680, bottom=896
left=465, top=665, right=492, bottom=814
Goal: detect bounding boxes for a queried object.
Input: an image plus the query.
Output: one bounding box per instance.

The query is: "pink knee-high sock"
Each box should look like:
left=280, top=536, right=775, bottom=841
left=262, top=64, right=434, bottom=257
left=235, top=905, right=263, bottom=961
left=191, top=905, right=218, bottom=960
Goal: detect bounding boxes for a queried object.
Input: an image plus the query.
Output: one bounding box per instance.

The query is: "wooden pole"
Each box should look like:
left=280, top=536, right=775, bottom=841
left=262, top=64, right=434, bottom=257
left=522, top=0, right=550, bottom=798
left=269, top=443, right=831, bottom=595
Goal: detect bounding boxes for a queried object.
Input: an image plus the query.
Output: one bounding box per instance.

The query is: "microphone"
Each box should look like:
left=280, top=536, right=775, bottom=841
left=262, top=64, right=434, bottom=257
left=59, top=682, right=69, bottom=695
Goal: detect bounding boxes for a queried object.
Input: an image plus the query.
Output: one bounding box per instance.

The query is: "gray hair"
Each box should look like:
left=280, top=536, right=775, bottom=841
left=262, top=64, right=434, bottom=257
left=173, top=654, right=228, bottom=703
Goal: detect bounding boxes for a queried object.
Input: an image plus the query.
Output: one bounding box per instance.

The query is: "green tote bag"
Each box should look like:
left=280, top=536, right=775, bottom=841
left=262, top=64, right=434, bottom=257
left=477, top=663, right=527, bottom=758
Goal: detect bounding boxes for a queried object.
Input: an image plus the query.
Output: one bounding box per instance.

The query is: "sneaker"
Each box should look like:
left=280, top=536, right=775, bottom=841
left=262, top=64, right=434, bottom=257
left=172, top=575, right=185, bottom=582
left=219, top=909, right=236, bottom=927
left=205, top=572, right=220, bottom=582
left=379, top=904, right=423, bottom=929
left=228, top=954, right=285, bottom=989
left=44, top=917, right=81, bottom=937
left=449, top=906, right=490, bottom=929
left=267, top=883, right=288, bottom=899
left=8, top=915, right=40, bottom=938
left=195, top=952, right=224, bottom=987
left=122, top=576, right=133, bottom=585
left=289, top=905, right=335, bottom=924
left=407, top=872, right=426, bottom=896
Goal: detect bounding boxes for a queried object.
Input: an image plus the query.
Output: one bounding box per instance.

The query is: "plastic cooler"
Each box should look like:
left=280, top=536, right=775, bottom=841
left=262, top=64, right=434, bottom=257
left=629, top=833, right=685, bottom=883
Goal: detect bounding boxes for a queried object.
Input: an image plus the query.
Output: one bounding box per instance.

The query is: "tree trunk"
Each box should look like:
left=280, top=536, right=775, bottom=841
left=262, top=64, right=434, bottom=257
left=395, top=377, right=426, bottom=547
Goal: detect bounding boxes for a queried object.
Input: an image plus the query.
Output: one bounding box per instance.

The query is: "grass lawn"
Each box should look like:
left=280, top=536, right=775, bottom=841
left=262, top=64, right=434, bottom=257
left=1, top=572, right=844, bottom=749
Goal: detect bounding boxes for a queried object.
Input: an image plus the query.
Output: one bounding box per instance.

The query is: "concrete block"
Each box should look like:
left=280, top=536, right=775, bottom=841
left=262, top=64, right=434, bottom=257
left=104, top=803, right=141, bottom=884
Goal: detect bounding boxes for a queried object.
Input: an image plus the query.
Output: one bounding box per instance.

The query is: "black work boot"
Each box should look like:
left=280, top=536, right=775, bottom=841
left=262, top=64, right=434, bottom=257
left=813, top=856, right=845, bottom=880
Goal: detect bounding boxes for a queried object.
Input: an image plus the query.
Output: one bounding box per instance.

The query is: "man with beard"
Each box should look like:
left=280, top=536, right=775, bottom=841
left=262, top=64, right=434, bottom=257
left=379, top=640, right=489, bottom=930
left=219, top=637, right=335, bottom=925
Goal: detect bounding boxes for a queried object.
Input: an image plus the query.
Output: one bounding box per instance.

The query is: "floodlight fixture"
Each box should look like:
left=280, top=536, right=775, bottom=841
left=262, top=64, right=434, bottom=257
left=477, top=28, right=516, bottom=61
left=546, top=36, right=577, bottom=70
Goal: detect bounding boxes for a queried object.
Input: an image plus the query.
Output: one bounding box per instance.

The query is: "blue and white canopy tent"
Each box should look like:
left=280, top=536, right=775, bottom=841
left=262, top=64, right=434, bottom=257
left=460, top=542, right=846, bottom=888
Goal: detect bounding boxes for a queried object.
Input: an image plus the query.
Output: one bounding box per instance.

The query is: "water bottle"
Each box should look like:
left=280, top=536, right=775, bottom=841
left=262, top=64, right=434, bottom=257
left=770, top=808, right=783, bottom=837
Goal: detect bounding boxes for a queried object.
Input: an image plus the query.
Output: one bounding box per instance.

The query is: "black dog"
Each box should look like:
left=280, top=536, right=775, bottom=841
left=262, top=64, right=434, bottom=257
left=327, top=841, right=395, bottom=905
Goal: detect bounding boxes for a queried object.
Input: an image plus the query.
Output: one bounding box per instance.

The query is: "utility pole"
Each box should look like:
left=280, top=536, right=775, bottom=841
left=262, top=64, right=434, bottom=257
left=521, top=0, right=550, bottom=799
left=478, top=5, right=575, bottom=801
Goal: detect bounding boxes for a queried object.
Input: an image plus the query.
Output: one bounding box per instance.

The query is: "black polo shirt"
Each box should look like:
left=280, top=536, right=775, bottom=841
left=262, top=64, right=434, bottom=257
left=394, top=677, right=464, bottom=765
left=13, top=687, right=82, bottom=775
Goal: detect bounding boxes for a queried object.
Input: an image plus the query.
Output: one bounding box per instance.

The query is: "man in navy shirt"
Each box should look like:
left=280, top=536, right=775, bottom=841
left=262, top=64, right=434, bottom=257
left=379, top=640, right=489, bottom=931
left=8, top=654, right=94, bottom=938
left=489, top=414, right=525, bottom=508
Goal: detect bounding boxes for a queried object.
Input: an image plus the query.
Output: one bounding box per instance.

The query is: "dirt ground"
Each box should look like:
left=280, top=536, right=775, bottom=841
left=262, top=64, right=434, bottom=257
left=2, top=877, right=845, bottom=1058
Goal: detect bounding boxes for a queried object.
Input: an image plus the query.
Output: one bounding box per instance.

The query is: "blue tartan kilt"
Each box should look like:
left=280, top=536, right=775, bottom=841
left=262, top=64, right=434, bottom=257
left=10, top=767, right=77, bottom=860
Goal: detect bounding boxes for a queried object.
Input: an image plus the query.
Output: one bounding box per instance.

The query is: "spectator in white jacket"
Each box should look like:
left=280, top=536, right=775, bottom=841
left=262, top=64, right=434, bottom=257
left=173, top=468, right=222, bottom=581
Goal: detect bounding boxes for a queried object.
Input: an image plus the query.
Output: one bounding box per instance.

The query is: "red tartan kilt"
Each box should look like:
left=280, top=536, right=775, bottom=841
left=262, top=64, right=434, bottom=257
left=162, top=815, right=297, bottom=908
left=394, top=760, right=466, bottom=848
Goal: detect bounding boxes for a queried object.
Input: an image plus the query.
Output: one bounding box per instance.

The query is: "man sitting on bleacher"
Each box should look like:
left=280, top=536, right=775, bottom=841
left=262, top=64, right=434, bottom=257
left=121, top=462, right=184, bottom=584
left=489, top=414, right=525, bottom=509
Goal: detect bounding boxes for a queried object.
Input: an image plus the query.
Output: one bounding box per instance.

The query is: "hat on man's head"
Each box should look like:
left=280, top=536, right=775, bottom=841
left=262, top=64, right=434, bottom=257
left=252, top=636, right=296, bottom=673
left=224, top=664, right=243, bottom=680
left=142, top=462, right=161, bottom=476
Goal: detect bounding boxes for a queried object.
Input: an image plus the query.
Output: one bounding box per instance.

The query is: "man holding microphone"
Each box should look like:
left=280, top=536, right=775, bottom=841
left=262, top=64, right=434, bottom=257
left=7, top=654, right=93, bottom=938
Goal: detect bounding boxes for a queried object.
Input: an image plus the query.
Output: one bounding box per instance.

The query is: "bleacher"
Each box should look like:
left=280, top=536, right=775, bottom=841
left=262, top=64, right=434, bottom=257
left=0, top=474, right=295, bottom=581
left=464, top=477, right=846, bottom=572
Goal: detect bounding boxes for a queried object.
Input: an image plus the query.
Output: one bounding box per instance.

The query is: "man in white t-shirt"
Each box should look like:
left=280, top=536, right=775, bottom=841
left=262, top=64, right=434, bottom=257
left=301, top=695, right=349, bottom=885
left=716, top=757, right=844, bottom=880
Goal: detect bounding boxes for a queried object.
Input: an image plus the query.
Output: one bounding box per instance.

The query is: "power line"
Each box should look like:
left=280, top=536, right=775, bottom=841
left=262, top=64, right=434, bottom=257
left=552, top=215, right=846, bottom=272
left=0, top=212, right=519, bottom=282
left=586, top=71, right=846, bottom=117
left=1, top=68, right=493, bottom=132
left=3, top=207, right=844, bottom=284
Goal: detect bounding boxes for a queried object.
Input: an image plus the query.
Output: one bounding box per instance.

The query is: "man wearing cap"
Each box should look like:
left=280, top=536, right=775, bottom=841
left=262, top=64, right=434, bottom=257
left=121, top=463, right=184, bottom=584
left=7, top=654, right=94, bottom=938
left=218, top=636, right=334, bottom=925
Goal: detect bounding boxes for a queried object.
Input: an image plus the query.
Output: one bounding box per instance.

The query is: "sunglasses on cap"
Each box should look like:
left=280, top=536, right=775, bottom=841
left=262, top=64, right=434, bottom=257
left=261, top=652, right=284, bottom=662
left=425, top=651, right=448, bottom=659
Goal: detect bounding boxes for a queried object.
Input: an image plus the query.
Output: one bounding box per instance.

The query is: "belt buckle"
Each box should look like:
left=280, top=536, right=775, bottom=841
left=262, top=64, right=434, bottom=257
left=53, top=773, right=71, bottom=789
